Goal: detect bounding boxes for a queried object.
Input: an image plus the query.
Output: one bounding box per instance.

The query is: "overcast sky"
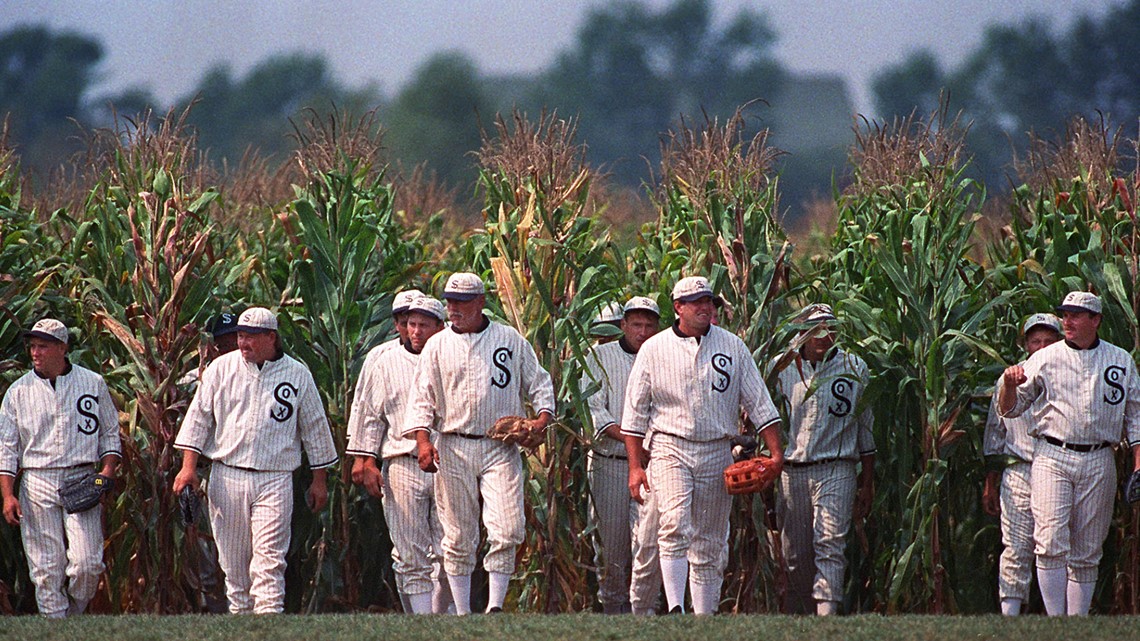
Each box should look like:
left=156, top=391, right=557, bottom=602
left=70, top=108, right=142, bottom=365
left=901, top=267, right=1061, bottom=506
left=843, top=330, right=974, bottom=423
left=4, top=0, right=1126, bottom=116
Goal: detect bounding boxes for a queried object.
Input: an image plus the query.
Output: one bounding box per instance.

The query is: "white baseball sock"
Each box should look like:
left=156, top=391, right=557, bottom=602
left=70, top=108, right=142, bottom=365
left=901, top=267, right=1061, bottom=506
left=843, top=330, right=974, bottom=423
left=432, top=577, right=454, bottom=614
left=690, top=581, right=718, bottom=615
left=487, top=571, right=511, bottom=611
left=447, top=573, right=472, bottom=615
left=816, top=600, right=839, bottom=616
left=1000, top=597, right=1022, bottom=616
left=1066, top=580, right=1095, bottom=616
left=408, top=591, right=433, bottom=614
left=660, top=556, right=688, bottom=612
left=1037, top=567, right=1067, bottom=616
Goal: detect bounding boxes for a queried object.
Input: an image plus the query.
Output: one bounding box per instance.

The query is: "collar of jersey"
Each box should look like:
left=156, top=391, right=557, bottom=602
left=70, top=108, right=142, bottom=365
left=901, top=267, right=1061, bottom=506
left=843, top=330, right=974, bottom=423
left=671, top=321, right=711, bottom=341
left=618, top=337, right=637, bottom=355
left=1064, top=337, right=1100, bottom=350
left=451, top=314, right=491, bottom=335
left=34, top=359, right=73, bottom=381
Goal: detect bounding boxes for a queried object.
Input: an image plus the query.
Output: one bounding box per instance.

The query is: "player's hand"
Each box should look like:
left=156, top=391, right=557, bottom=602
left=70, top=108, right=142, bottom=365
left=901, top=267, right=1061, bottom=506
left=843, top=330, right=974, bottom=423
left=2, top=495, right=20, bottom=525
left=306, top=476, right=329, bottom=512
left=629, top=467, right=650, bottom=504
left=1002, top=365, right=1027, bottom=388
left=418, top=440, right=439, bottom=473
left=172, top=467, right=200, bottom=494
left=359, top=461, right=383, bottom=500
left=982, top=472, right=1001, bottom=517
left=767, top=453, right=785, bottom=478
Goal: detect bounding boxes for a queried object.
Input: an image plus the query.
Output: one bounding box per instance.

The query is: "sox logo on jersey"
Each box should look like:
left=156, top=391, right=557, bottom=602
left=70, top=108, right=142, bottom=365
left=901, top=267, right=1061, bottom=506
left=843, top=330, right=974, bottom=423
left=77, top=395, right=100, bottom=434
left=271, top=382, right=297, bottom=422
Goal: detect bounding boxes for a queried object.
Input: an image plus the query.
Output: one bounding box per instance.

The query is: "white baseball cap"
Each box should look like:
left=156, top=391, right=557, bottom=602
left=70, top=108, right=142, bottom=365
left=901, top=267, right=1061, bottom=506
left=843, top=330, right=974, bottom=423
left=623, top=296, right=661, bottom=318
left=407, top=296, right=446, bottom=322
left=591, top=302, right=623, bottom=326
left=800, top=303, right=836, bottom=323
left=26, top=318, right=69, bottom=345
left=392, top=289, right=423, bottom=315
left=672, top=276, right=723, bottom=305
left=235, top=307, right=278, bottom=333
left=1056, top=291, right=1102, bottom=315
left=1022, top=312, right=1062, bottom=335
left=443, top=272, right=486, bottom=301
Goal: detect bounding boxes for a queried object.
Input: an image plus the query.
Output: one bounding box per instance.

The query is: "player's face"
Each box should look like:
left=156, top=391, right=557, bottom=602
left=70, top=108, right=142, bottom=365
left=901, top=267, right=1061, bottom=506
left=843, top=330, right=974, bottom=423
left=394, top=312, right=411, bottom=343
left=1024, top=327, right=1061, bottom=356
left=447, top=295, right=485, bottom=333
left=28, top=337, right=67, bottom=377
left=214, top=332, right=238, bottom=355
left=406, top=312, right=444, bottom=353
left=674, top=296, right=715, bottom=334
left=1061, top=310, right=1100, bottom=347
left=237, top=330, right=278, bottom=365
left=620, top=311, right=659, bottom=352
left=802, top=329, right=835, bottom=362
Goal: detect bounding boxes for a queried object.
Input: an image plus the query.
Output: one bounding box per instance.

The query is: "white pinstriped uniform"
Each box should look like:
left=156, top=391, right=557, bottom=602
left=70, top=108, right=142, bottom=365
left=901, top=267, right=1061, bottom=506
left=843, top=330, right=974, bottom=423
left=1004, top=339, right=1140, bottom=585
left=982, top=368, right=1037, bottom=603
left=346, top=338, right=400, bottom=444
left=621, top=324, right=780, bottom=605
left=346, top=343, right=446, bottom=601
left=583, top=339, right=649, bottom=612
left=629, top=480, right=662, bottom=614
left=0, top=364, right=121, bottom=618
left=771, top=350, right=874, bottom=612
left=175, top=350, right=338, bottom=614
left=405, top=318, right=554, bottom=579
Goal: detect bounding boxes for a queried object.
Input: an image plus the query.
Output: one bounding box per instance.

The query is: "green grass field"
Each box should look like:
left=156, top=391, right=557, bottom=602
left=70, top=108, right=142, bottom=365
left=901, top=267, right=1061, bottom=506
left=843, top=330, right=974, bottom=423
left=4, top=614, right=1140, bottom=641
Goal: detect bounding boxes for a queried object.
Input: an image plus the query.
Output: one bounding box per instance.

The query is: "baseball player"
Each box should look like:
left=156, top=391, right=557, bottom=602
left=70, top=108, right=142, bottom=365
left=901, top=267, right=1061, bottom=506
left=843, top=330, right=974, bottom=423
left=622, top=276, right=783, bottom=615
left=347, top=296, right=451, bottom=614
left=770, top=303, right=875, bottom=616
left=982, top=313, right=1062, bottom=616
left=172, top=307, right=338, bottom=614
left=999, top=292, right=1140, bottom=616
left=0, top=318, right=121, bottom=618
left=347, top=289, right=422, bottom=445
left=405, top=272, right=555, bottom=614
left=582, top=296, right=661, bottom=614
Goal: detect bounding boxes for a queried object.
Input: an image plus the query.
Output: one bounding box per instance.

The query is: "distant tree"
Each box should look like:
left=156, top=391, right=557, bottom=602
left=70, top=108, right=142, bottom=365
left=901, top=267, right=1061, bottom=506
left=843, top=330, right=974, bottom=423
left=382, top=52, right=492, bottom=190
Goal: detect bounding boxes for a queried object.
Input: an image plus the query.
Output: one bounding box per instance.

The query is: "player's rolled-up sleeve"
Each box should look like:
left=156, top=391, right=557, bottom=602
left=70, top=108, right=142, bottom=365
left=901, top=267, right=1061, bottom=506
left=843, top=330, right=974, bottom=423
left=345, top=357, right=375, bottom=444
left=296, top=372, right=338, bottom=469
left=96, top=379, right=122, bottom=460
left=620, top=353, right=652, bottom=438
left=1123, top=362, right=1140, bottom=447
left=520, top=338, right=555, bottom=417
left=346, top=374, right=385, bottom=459
left=174, top=365, right=217, bottom=455
left=740, top=346, right=780, bottom=432
left=582, top=353, right=616, bottom=433
left=403, top=346, right=441, bottom=437
left=0, top=393, right=19, bottom=476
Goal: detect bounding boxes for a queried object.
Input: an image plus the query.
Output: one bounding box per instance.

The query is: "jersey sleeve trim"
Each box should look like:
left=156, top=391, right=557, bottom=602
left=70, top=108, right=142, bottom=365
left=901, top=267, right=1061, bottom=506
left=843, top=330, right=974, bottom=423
left=345, top=448, right=378, bottom=459
left=174, top=443, right=203, bottom=455
left=310, top=456, right=339, bottom=470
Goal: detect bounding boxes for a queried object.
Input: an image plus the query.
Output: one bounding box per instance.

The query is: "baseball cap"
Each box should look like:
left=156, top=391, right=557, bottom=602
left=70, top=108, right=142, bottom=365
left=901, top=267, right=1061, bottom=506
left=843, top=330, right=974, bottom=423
left=1022, top=312, right=1062, bottom=336
left=591, top=302, right=623, bottom=326
left=443, top=272, right=486, bottom=301
left=800, top=303, right=836, bottom=323
left=672, top=276, right=723, bottom=305
left=392, top=289, right=424, bottom=315
left=1055, top=291, right=1102, bottom=315
left=235, top=307, right=278, bottom=333
left=623, top=296, right=661, bottom=318
left=207, top=312, right=239, bottom=338
left=26, top=318, right=69, bottom=345
left=407, top=296, right=446, bottom=322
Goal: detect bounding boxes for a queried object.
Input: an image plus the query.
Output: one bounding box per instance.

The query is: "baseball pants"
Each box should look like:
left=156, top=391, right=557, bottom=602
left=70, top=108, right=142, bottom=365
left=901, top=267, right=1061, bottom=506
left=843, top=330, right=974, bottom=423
left=435, top=435, right=524, bottom=577
left=18, top=467, right=105, bottom=618
left=382, top=455, right=446, bottom=597
left=647, top=433, right=733, bottom=589
left=1031, top=442, right=1115, bottom=583
left=999, top=462, right=1035, bottom=601
left=778, top=460, right=856, bottom=613
left=588, top=452, right=636, bottom=612
left=629, top=479, right=663, bottom=614
left=207, top=463, right=293, bottom=614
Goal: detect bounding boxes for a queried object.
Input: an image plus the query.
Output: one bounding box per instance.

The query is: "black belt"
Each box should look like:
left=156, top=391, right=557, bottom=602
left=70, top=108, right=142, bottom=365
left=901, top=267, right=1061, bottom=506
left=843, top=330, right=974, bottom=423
left=1041, top=436, right=1113, bottom=453
left=784, top=457, right=853, bottom=468
left=591, top=451, right=628, bottom=461
left=447, top=432, right=485, bottom=440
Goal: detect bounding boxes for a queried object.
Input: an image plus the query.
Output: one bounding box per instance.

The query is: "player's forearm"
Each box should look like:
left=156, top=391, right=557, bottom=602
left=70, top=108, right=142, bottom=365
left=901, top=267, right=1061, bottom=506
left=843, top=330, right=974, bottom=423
left=311, top=468, right=329, bottom=486
left=757, top=421, right=783, bottom=462
left=997, top=380, right=1017, bottom=416
left=623, top=434, right=647, bottom=471
left=859, top=454, right=875, bottom=486
left=178, top=449, right=201, bottom=472
left=534, top=410, right=554, bottom=429
left=602, top=424, right=624, bottom=442
left=0, top=474, right=14, bottom=500
left=98, top=453, right=120, bottom=478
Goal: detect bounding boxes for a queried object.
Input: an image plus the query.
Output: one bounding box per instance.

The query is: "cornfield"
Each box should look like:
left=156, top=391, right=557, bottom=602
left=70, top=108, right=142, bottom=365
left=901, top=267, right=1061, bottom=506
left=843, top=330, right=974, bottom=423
left=0, top=103, right=1138, bottom=616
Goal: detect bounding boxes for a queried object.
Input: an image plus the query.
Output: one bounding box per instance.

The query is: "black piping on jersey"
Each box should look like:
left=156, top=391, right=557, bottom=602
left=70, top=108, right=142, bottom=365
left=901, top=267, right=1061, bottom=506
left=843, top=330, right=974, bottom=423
left=310, top=455, right=339, bottom=470
left=671, top=321, right=711, bottom=342
left=619, top=337, right=637, bottom=355
left=1064, top=337, right=1101, bottom=350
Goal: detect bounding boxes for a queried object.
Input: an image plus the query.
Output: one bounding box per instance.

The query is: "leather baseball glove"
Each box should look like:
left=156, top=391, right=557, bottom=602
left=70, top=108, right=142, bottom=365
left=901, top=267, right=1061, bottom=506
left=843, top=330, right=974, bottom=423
left=59, top=472, right=111, bottom=514
left=724, top=456, right=779, bottom=495
left=488, top=415, right=544, bottom=449
left=1125, top=470, right=1140, bottom=505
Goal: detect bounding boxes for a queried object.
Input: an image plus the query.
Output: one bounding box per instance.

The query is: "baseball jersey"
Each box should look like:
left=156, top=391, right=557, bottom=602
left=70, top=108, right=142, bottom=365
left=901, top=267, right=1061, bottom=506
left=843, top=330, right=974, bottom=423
left=982, top=368, right=1037, bottom=463
left=175, top=351, right=338, bottom=471
left=346, top=338, right=401, bottom=443
left=583, top=339, right=637, bottom=457
left=0, top=364, right=121, bottom=475
left=621, top=324, right=780, bottom=441
left=1004, top=339, right=1140, bottom=446
left=771, top=349, right=875, bottom=462
left=346, top=344, right=426, bottom=459
left=404, top=318, right=555, bottom=436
